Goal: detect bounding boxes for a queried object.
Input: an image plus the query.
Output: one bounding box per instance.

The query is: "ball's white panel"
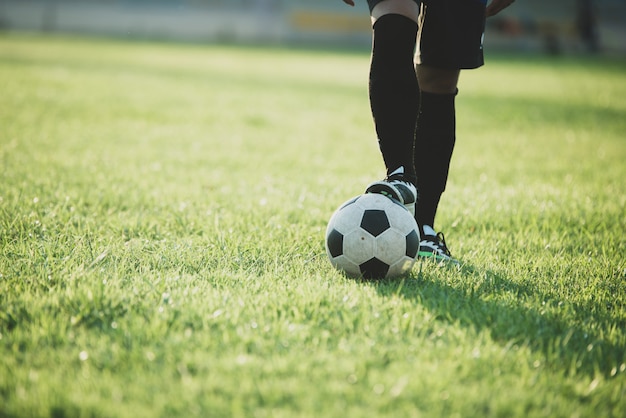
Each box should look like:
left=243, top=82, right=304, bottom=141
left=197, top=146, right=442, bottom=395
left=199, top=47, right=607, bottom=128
left=375, top=229, right=407, bottom=264
left=342, top=229, right=376, bottom=265
left=387, top=256, right=416, bottom=278
left=329, top=254, right=361, bottom=277
left=353, top=193, right=390, bottom=211
left=327, top=197, right=365, bottom=234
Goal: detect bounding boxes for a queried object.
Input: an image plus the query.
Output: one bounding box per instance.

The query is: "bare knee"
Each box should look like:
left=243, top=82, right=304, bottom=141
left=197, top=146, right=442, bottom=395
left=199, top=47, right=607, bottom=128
left=371, top=0, right=420, bottom=24
left=416, top=65, right=460, bottom=94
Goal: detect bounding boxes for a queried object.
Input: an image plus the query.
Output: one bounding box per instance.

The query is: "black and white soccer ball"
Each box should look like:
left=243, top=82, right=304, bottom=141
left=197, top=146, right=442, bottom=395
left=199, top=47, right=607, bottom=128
left=325, top=193, right=420, bottom=279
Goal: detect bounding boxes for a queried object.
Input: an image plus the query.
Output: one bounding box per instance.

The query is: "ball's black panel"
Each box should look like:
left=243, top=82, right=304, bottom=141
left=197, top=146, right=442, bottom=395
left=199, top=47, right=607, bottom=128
left=405, top=230, right=419, bottom=258
left=359, top=258, right=390, bottom=279
left=360, top=209, right=390, bottom=237
left=327, top=229, right=344, bottom=258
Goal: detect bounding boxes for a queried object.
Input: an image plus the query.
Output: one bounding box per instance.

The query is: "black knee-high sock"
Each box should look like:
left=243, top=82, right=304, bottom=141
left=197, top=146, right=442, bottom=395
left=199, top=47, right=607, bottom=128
left=414, top=90, right=457, bottom=231
left=369, top=14, right=419, bottom=184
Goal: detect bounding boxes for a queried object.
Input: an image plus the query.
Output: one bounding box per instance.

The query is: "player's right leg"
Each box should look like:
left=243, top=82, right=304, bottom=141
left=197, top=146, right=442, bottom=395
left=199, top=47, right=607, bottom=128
left=364, top=0, right=420, bottom=215
left=413, top=0, right=487, bottom=263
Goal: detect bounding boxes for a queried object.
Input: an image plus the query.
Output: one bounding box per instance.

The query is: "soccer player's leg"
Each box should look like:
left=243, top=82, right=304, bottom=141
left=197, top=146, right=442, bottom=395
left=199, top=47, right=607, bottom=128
left=413, top=0, right=487, bottom=263
left=364, top=0, right=420, bottom=215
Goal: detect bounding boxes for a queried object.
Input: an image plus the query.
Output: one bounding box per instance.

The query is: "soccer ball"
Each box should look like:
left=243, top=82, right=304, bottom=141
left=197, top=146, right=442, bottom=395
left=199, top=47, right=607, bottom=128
left=325, top=194, right=420, bottom=279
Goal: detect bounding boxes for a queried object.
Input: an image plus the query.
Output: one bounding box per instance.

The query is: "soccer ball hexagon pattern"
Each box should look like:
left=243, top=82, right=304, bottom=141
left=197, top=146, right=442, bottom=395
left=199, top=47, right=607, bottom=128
left=325, top=194, right=420, bottom=279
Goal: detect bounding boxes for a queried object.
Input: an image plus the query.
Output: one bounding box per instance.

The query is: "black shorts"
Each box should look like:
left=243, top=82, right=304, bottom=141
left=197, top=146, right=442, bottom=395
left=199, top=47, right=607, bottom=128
left=366, top=0, right=486, bottom=69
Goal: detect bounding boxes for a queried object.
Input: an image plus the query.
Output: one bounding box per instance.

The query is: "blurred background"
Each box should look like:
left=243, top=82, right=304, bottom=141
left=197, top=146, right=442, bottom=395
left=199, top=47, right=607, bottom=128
left=1, top=0, right=625, bottom=55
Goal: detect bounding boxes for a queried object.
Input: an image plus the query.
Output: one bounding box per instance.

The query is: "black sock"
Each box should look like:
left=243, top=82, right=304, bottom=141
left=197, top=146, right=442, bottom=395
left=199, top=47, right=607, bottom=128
left=369, top=14, right=419, bottom=184
left=414, top=90, right=457, bottom=229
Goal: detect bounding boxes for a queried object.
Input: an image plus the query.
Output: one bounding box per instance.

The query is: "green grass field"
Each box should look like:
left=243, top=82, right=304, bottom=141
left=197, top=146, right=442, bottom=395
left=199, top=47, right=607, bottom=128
left=1, top=33, right=625, bottom=417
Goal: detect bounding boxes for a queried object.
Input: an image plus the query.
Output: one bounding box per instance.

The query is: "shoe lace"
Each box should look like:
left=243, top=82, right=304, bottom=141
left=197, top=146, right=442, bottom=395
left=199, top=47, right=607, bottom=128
left=435, top=232, right=452, bottom=257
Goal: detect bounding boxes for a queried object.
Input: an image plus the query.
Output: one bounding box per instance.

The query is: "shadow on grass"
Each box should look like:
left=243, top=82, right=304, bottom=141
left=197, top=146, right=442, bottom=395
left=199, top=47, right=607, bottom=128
left=367, top=262, right=624, bottom=379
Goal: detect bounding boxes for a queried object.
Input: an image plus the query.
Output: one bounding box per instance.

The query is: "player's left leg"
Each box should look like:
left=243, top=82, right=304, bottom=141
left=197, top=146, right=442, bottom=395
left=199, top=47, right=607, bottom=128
left=413, top=0, right=487, bottom=263
left=414, top=65, right=459, bottom=255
